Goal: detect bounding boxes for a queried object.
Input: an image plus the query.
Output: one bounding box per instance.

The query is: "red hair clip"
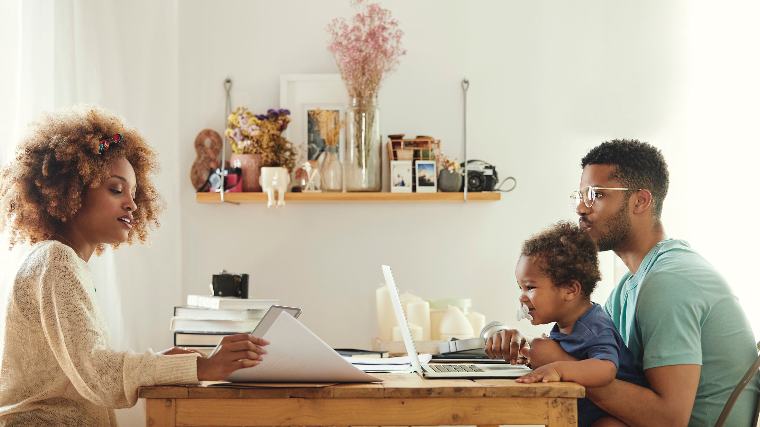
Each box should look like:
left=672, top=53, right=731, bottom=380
left=98, top=133, right=123, bottom=155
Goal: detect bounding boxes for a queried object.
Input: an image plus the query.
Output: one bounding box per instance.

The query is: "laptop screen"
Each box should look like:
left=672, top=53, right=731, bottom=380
left=382, top=265, right=424, bottom=375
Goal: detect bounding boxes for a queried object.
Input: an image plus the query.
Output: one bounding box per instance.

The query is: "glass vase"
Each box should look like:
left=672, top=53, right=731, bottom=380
left=345, top=96, right=381, bottom=191
left=320, top=145, right=343, bottom=192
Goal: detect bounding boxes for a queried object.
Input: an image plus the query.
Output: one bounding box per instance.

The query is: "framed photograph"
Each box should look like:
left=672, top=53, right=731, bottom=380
left=280, top=74, right=348, bottom=164
left=306, top=107, right=342, bottom=161
left=415, top=160, right=437, bottom=193
left=390, top=160, right=413, bottom=193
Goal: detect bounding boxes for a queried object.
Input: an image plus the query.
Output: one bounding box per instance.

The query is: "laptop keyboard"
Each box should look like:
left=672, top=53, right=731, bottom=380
left=428, top=364, right=484, bottom=373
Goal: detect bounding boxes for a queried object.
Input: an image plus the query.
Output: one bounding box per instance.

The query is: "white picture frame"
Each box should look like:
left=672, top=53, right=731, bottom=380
left=305, top=105, right=343, bottom=162
left=280, top=74, right=348, bottom=165
left=391, top=160, right=413, bottom=193
left=415, top=160, right=437, bottom=193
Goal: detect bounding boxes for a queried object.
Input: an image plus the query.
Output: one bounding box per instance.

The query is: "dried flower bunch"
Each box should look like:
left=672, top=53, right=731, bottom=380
left=327, top=0, right=406, bottom=102
left=226, top=107, right=258, bottom=155
left=226, top=107, right=297, bottom=171
left=308, top=109, right=343, bottom=147
left=440, top=155, right=462, bottom=173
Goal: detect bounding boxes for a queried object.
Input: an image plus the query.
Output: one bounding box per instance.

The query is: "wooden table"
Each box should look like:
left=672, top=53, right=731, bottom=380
left=139, top=373, right=584, bottom=426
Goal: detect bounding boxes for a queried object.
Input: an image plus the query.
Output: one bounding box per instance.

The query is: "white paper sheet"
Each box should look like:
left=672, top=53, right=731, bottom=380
left=352, top=364, right=415, bottom=373
left=227, top=312, right=380, bottom=383
left=342, top=354, right=432, bottom=365
left=343, top=354, right=432, bottom=373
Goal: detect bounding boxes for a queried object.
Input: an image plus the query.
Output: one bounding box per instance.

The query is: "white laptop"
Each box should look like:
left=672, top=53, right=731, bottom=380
left=383, top=265, right=531, bottom=379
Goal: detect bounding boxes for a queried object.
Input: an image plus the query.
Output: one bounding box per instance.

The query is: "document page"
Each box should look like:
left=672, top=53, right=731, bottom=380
left=227, top=311, right=380, bottom=383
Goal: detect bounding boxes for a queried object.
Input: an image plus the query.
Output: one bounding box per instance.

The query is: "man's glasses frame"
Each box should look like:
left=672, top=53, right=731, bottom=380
left=570, top=186, right=632, bottom=208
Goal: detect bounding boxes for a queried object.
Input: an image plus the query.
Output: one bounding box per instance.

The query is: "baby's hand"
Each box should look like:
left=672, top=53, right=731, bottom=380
left=522, top=337, right=566, bottom=368
left=515, top=362, right=561, bottom=383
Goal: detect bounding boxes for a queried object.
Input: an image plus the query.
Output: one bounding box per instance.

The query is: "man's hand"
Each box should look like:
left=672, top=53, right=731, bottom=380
left=196, top=334, right=269, bottom=381
left=516, top=362, right=562, bottom=383
left=484, top=329, right=528, bottom=364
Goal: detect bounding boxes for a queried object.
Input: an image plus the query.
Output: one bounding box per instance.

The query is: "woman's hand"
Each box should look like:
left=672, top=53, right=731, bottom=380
left=160, top=346, right=205, bottom=356
left=484, top=329, right=528, bottom=364
left=196, top=334, right=269, bottom=381
left=515, top=362, right=562, bottom=384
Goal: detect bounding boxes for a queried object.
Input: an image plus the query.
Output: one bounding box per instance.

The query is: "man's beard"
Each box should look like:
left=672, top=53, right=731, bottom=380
left=596, top=202, right=631, bottom=252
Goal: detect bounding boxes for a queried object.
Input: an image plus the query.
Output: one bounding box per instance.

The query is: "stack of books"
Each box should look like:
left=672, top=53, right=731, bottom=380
left=171, top=295, right=278, bottom=352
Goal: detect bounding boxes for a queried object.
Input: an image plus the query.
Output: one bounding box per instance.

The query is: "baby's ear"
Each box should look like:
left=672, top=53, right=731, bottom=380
left=563, top=280, right=583, bottom=301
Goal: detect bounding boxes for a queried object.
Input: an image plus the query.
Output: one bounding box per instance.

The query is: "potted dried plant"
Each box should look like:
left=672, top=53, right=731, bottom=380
left=225, top=107, right=297, bottom=193
left=438, top=155, right=463, bottom=192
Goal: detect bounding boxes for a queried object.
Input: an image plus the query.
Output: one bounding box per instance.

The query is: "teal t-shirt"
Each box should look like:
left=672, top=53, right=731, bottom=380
left=605, top=239, right=759, bottom=427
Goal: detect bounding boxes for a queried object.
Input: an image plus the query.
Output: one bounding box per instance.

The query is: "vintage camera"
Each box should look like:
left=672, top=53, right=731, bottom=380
left=211, top=270, right=249, bottom=298
left=199, top=167, right=243, bottom=192
left=461, top=160, right=498, bottom=192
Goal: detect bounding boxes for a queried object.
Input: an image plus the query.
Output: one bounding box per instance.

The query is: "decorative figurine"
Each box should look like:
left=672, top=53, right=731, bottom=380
left=302, top=160, right=322, bottom=192
left=259, top=167, right=290, bottom=208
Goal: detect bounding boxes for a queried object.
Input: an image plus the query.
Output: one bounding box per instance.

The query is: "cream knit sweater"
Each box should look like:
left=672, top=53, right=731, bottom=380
left=0, top=241, right=199, bottom=425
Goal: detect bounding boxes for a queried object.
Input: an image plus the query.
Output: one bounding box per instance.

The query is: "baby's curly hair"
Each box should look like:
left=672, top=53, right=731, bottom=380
left=521, top=221, right=601, bottom=297
left=0, top=107, right=162, bottom=252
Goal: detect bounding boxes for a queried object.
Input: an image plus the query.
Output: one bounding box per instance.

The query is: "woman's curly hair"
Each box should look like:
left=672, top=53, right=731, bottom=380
left=0, top=107, right=162, bottom=252
left=521, top=221, right=601, bottom=297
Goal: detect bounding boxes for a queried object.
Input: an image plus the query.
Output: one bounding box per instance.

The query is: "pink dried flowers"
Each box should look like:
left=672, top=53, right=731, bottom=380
left=327, top=0, right=406, bottom=102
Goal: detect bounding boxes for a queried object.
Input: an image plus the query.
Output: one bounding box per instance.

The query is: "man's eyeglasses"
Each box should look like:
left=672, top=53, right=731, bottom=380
left=570, top=186, right=631, bottom=208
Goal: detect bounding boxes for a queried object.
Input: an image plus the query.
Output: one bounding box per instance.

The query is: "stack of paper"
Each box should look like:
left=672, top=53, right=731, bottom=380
left=227, top=312, right=380, bottom=383
left=342, top=354, right=433, bottom=373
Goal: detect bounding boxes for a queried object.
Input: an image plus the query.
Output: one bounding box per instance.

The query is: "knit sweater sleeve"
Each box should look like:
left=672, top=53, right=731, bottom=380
left=36, top=246, right=199, bottom=409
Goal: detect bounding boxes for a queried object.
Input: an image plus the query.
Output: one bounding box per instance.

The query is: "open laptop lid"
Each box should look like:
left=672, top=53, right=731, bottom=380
left=382, top=265, right=424, bottom=375
left=252, top=305, right=302, bottom=337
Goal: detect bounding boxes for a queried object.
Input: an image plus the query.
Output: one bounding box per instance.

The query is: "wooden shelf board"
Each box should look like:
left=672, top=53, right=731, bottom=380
left=195, top=191, right=501, bottom=203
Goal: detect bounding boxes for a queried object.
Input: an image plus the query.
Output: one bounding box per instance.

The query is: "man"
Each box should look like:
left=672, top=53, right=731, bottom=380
left=487, top=140, right=758, bottom=426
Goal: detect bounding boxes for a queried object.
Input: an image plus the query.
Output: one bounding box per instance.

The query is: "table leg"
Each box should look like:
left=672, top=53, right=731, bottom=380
left=146, top=398, right=176, bottom=427
left=546, top=398, right=578, bottom=427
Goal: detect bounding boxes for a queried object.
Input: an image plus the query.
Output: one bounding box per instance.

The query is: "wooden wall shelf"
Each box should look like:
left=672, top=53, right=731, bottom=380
left=195, top=192, right=501, bottom=203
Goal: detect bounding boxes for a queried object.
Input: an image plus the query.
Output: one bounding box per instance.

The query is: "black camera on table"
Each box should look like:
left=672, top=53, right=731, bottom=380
left=461, top=160, right=498, bottom=192
left=211, top=271, right=249, bottom=298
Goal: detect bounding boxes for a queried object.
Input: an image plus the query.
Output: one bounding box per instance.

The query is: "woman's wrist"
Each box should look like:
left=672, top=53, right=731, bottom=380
left=196, top=356, right=208, bottom=381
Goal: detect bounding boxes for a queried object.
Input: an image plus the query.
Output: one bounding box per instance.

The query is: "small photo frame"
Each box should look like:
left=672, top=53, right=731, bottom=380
left=415, top=160, right=437, bottom=193
left=391, top=160, right=413, bottom=193
left=279, top=74, right=349, bottom=165
left=306, top=107, right=342, bottom=161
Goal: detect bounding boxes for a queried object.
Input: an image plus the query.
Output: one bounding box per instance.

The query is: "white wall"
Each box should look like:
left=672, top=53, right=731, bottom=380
left=4, top=1, right=758, bottom=426
left=177, top=0, right=695, bottom=346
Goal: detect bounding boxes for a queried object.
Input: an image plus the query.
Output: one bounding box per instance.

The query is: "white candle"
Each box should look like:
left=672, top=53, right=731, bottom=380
left=393, top=324, right=423, bottom=341
left=429, top=308, right=445, bottom=340
left=375, top=285, right=395, bottom=341
left=406, top=301, right=431, bottom=340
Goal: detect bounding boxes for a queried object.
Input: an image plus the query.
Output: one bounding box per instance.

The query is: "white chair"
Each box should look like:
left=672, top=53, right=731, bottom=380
left=714, top=341, right=760, bottom=427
